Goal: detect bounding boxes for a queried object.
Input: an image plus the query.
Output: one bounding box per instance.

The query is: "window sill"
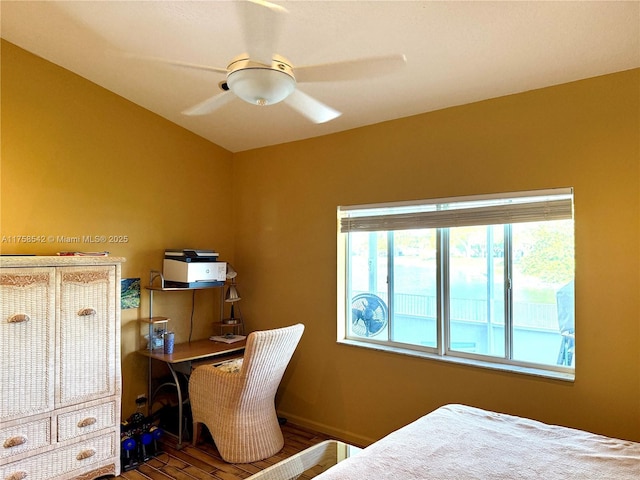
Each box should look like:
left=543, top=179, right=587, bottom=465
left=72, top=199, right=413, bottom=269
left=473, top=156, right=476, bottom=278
left=337, top=339, right=575, bottom=382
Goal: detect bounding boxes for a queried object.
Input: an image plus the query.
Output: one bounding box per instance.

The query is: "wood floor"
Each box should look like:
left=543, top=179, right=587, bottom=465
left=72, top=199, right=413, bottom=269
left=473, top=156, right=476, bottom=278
left=115, top=423, right=333, bottom=480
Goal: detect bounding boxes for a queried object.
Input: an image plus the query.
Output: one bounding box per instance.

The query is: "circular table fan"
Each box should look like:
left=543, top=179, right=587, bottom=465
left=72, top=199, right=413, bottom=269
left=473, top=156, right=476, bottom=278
left=351, top=293, right=388, bottom=337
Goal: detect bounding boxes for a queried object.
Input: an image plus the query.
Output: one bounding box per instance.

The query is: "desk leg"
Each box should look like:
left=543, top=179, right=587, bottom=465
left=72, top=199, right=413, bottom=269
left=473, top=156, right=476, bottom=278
left=165, top=363, right=186, bottom=450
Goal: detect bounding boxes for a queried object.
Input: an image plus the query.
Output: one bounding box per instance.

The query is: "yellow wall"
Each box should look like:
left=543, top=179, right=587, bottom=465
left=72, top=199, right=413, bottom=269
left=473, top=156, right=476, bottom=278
left=3, top=39, right=639, bottom=444
left=1, top=41, right=235, bottom=416
left=233, top=69, right=640, bottom=444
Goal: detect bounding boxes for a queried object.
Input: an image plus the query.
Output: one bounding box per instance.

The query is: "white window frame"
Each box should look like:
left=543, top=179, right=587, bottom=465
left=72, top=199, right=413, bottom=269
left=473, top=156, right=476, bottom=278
left=337, top=188, right=575, bottom=381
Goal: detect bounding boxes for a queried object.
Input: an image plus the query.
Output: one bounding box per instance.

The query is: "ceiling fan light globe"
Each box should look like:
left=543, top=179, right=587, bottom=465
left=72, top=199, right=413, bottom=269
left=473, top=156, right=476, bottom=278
left=227, top=67, right=296, bottom=106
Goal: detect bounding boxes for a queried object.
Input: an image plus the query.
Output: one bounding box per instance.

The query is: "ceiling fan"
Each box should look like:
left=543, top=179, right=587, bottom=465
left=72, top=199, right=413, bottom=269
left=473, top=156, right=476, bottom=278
left=122, top=0, right=406, bottom=123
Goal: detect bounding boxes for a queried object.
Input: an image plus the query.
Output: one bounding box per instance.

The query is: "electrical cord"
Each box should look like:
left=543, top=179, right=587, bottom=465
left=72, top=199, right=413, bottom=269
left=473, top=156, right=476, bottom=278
left=188, top=290, right=195, bottom=343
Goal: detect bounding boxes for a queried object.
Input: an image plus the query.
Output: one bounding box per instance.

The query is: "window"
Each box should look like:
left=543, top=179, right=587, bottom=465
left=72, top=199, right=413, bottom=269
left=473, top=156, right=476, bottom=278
left=338, top=189, right=575, bottom=379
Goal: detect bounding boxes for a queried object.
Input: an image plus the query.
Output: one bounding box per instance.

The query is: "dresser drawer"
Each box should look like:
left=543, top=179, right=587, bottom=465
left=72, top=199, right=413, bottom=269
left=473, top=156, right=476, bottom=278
left=0, top=431, right=116, bottom=480
left=57, top=401, right=116, bottom=442
left=0, top=418, right=51, bottom=460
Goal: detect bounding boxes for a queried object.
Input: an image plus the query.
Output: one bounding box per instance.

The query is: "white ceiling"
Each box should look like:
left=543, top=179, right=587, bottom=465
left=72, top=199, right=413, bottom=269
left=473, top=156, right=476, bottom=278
left=2, top=1, right=639, bottom=153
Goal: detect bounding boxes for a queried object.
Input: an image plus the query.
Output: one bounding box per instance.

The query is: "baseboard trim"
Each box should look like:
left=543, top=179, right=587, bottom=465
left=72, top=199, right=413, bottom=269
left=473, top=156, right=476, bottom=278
left=276, top=409, right=375, bottom=447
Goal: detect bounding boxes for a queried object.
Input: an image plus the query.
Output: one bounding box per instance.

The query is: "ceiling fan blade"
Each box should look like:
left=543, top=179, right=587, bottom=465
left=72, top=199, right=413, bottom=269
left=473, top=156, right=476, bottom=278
left=284, top=89, right=341, bottom=124
left=182, top=91, right=234, bottom=116
left=237, top=0, right=288, bottom=65
left=295, top=54, right=407, bottom=83
left=112, top=50, right=228, bottom=74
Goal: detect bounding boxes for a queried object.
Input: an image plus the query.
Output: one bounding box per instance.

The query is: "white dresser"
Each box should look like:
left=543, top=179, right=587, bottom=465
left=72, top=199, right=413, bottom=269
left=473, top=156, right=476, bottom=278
left=0, top=256, right=124, bottom=480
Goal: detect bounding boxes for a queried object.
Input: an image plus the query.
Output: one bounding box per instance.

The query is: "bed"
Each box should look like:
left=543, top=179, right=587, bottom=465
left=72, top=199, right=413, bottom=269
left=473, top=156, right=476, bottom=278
left=313, top=404, right=640, bottom=479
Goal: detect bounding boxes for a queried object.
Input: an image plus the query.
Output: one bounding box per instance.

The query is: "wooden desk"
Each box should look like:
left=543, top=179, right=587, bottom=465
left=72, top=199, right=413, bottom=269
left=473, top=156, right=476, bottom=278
left=138, top=338, right=246, bottom=364
left=138, top=338, right=246, bottom=448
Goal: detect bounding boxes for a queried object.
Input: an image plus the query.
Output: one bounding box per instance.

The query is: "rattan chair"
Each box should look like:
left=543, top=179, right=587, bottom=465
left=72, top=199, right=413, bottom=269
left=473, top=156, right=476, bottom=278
left=189, top=323, right=305, bottom=463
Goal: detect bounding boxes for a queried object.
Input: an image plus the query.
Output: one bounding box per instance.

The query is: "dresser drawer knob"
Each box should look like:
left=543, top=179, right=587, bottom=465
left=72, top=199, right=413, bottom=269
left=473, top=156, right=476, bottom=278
left=77, top=308, right=96, bottom=317
left=3, top=436, right=27, bottom=448
left=7, top=314, right=29, bottom=324
left=5, top=471, right=27, bottom=480
left=77, top=417, right=97, bottom=428
left=76, top=448, right=96, bottom=460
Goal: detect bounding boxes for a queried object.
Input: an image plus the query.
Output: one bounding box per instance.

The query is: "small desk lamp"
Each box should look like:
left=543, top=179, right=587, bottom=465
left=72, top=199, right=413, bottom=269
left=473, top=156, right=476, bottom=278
left=224, top=264, right=241, bottom=324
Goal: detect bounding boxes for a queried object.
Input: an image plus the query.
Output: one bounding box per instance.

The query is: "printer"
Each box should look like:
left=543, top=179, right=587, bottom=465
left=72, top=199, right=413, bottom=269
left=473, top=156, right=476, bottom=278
left=162, top=249, right=226, bottom=287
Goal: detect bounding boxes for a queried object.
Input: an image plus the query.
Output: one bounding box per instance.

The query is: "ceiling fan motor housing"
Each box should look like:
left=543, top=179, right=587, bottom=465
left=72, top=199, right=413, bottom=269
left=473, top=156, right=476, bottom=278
left=226, top=56, right=296, bottom=106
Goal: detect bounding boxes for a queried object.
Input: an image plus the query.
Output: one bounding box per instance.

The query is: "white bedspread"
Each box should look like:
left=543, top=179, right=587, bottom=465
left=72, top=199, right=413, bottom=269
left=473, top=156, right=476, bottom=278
left=314, top=404, right=640, bottom=479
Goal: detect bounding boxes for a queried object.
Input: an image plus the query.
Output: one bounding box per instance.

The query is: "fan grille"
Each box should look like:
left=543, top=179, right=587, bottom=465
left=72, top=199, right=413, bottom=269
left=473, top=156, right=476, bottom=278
left=351, top=293, right=388, bottom=337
